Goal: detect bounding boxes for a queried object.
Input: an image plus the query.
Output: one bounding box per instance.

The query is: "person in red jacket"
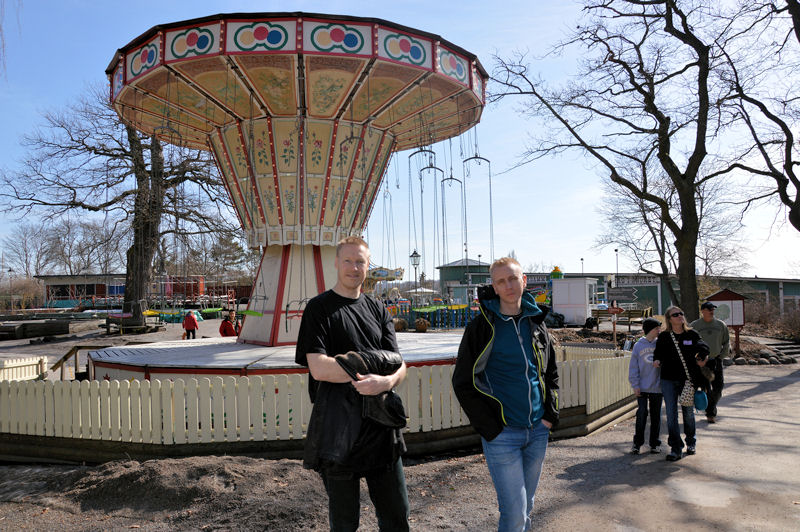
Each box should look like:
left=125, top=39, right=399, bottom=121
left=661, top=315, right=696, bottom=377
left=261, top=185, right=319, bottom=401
left=182, top=310, right=199, bottom=340
left=219, top=309, right=241, bottom=337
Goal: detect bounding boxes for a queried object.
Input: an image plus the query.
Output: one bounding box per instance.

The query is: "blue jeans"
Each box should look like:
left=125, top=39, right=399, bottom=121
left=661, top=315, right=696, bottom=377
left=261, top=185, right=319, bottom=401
left=633, top=392, right=663, bottom=448
left=481, top=421, right=550, bottom=532
left=661, top=379, right=696, bottom=453
left=320, top=457, right=409, bottom=532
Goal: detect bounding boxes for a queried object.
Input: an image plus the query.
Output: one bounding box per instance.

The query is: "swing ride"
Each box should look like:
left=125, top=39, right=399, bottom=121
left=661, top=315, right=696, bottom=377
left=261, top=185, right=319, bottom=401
left=106, top=12, right=488, bottom=346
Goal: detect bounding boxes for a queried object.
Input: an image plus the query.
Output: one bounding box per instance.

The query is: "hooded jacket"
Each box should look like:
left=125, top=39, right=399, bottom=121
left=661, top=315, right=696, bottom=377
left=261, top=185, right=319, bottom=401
left=452, top=290, right=559, bottom=441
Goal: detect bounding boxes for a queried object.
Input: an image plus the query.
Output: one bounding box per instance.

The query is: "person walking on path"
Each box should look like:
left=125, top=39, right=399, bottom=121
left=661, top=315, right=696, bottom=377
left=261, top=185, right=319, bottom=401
left=219, top=309, right=241, bottom=337
left=628, top=317, right=663, bottom=454
left=182, top=310, right=199, bottom=340
left=653, top=305, right=710, bottom=461
left=453, top=257, right=559, bottom=532
left=295, top=236, right=410, bottom=532
left=690, top=302, right=730, bottom=423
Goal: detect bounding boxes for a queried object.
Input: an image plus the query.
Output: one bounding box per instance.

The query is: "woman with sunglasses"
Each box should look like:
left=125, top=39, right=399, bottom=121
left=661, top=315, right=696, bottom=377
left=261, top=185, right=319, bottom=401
left=653, top=306, right=710, bottom=461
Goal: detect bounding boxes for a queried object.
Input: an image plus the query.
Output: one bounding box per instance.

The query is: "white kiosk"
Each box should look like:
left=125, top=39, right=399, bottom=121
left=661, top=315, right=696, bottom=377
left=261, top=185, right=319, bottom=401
left=552, top=278, right=599, bottom=325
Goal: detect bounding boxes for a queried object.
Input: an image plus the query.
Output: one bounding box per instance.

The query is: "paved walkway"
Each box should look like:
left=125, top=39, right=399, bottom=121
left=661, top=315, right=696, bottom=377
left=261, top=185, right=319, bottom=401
left=535, top=364, right=800, bottom=531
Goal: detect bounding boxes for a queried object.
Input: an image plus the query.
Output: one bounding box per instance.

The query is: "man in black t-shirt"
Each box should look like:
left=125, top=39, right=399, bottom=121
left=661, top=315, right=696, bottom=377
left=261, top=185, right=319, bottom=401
left=295, top=236, right=409, bottom=532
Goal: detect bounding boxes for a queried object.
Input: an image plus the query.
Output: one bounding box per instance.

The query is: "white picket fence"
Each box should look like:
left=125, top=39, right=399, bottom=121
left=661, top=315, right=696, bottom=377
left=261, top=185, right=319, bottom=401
left=0, top=357, right=46, bottom=382
left=558, top=346, right=626, bottom=362
left=0, top=353, right=633, bottom=445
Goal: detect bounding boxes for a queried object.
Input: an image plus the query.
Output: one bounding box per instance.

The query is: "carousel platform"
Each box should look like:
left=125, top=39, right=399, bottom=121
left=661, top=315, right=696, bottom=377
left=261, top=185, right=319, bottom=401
left=88, top=332, right=461, bottom=381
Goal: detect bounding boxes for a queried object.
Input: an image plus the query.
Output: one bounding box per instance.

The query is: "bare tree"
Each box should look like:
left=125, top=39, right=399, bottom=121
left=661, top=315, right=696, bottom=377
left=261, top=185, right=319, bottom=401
left=0, top=84, right=238, bottom=323
left=491, top=0, right=745, bottom=320
left=1, top=222, right=54, bottom=277
left=596, top=166, right=749, bottom=302
left=707, top=1, right=800, bottom=233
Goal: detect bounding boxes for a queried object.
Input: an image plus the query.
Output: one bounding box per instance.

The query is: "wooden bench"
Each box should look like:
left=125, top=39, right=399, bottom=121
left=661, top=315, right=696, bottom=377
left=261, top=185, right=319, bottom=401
left=591, top=307, right=653, bottom=332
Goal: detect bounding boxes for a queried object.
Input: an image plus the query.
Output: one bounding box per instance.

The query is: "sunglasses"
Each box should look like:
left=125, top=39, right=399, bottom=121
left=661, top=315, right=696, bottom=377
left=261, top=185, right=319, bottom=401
left=670, top=312, right=684, bottom=318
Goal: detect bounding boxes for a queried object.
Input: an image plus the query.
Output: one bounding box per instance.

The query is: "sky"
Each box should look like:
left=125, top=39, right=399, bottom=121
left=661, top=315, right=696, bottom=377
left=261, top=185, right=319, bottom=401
left=1, top=0, right=798, bottom=282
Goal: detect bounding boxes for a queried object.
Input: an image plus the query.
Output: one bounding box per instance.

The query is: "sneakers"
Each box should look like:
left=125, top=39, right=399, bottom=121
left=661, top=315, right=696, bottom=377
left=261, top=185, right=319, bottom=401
left=666, top=451, right=681, bottom=461
left=631, top=445, right=640, bottom=455
left=707, top=416, right=716, bottom=423
left=686, top=445, right=696, bottom=455
left=650, top=445, right=661, bottom=454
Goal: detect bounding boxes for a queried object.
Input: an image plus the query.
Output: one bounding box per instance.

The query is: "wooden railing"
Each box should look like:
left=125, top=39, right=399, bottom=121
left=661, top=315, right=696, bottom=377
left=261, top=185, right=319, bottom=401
left=0, top=357, right=46, bottom=382
left=0, top=351, right=632, bottom=444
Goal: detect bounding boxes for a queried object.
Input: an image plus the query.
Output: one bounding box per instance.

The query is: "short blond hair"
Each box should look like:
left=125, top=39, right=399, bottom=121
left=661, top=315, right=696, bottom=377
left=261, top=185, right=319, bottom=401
left=336, top=235, right=370, bottom=257
left=489, top=256, right=522, bottom=276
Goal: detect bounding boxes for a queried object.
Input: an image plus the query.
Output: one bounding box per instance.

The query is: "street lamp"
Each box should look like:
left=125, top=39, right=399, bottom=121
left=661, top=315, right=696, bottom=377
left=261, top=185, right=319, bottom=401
left=410, top=250, right=421, bottom=295
left=7, top=268, right=13, bottom=312
left=614, top=248, right=619, bottom=279
left=581, top=257, right=584, bottom=276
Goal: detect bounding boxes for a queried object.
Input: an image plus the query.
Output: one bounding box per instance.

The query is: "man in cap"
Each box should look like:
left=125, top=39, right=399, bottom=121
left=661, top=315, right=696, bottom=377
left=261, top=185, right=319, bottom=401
left=690, top=302, right=730, bottom=423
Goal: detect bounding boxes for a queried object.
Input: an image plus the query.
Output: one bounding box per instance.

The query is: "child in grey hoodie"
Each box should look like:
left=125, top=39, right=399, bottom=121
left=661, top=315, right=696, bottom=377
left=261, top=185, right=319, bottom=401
left=628, top=318, right=663, bottom=454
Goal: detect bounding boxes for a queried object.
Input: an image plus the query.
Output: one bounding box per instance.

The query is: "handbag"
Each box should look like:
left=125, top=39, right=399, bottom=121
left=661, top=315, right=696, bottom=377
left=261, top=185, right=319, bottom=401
left=669, top=331, right=695, bottom=407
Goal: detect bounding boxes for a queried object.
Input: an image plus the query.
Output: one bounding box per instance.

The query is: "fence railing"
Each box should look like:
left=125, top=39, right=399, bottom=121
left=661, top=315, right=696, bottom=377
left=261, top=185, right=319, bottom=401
left=557, top=346, right=626, bottom=362
left=0, top=357, right=46, bottom=382
left=0, top=353, right=632, bottom=444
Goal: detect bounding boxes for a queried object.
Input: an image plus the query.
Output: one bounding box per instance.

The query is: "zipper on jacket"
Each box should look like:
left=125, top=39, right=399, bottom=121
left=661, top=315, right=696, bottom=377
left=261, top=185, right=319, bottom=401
left=473, top=305, right=507, bottom=425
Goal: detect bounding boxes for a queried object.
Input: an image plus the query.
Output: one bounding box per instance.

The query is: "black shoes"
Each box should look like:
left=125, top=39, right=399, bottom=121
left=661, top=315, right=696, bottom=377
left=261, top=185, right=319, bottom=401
left=686, top=445, right=696, bottom=455
left=631, top=445, right=640, bottom=455
left=666, top=451, right=681, bottom=461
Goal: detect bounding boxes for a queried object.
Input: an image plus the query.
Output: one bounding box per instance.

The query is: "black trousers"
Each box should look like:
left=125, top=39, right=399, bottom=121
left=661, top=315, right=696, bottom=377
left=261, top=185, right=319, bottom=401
left=707, top=358, right=724, bottom=417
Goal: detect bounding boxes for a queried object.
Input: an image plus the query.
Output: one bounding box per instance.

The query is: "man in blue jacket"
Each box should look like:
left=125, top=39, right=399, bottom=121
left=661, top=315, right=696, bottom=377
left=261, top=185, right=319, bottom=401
left=453, top=257, right=559, bottom=532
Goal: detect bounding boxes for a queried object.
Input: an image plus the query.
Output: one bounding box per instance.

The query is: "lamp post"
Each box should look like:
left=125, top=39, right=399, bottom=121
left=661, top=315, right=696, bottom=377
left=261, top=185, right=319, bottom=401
left=614, top=248, right=619, bottom=285
left=7, top=268, right=13, bottom=312
left=581, top=257, right=584, bottom=276
left=410, top=250, right=421, bottom=296
left=478, top=254, right=482, bottom=283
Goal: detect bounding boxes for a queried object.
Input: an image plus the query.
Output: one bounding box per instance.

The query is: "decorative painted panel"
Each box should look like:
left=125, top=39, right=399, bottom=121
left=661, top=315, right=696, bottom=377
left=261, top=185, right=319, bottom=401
left=305, top=121, right=334, bottom=175
left=331, top=124, right=362, bottom=178
left=172, top=56, right=255, bottom=119
left=472, top=64, right=484, bottom=101
left=346, top=62, right=423, bottom=123
left=165, top=23, right=220, bottom=62
left=437, top=46, right=469, bottom=86
left=112, top=64, right=124, bottom=101
left=226, top=20, right=295, bottom=52
left=126, top=35, right=161, bottom=81
left=257, top=176, right=280, bottom=227
left=305, top=176, right=324, bottom=225
left=305, top=56, right=366, bottom=118
left=244, top=120, right=273, bottom=176
left=136, top=68, right=229, bottom=126
left=273, top=119, right=300, bottom=174
left=377, top=28, right=432, bottom=69
left=303, top=21, right=370, bottom=56
left=233, top=54, right=297, bottom=116
left=279, top=175, right=299, bottom=226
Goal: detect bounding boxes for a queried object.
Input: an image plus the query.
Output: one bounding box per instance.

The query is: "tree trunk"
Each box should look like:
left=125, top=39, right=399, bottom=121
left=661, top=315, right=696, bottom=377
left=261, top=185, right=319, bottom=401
left=123, top=129, right=166, bottom=325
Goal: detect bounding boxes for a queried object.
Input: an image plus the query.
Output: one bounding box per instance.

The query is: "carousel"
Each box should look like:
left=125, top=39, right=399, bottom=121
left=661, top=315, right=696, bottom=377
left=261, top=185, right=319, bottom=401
left=90, top=12, right=487, bottom=377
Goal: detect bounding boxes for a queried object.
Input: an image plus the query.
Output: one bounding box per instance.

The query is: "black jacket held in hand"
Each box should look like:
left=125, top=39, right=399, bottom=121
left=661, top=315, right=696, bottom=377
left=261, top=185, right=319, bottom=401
left=452, top=296, right=560, bottom=442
